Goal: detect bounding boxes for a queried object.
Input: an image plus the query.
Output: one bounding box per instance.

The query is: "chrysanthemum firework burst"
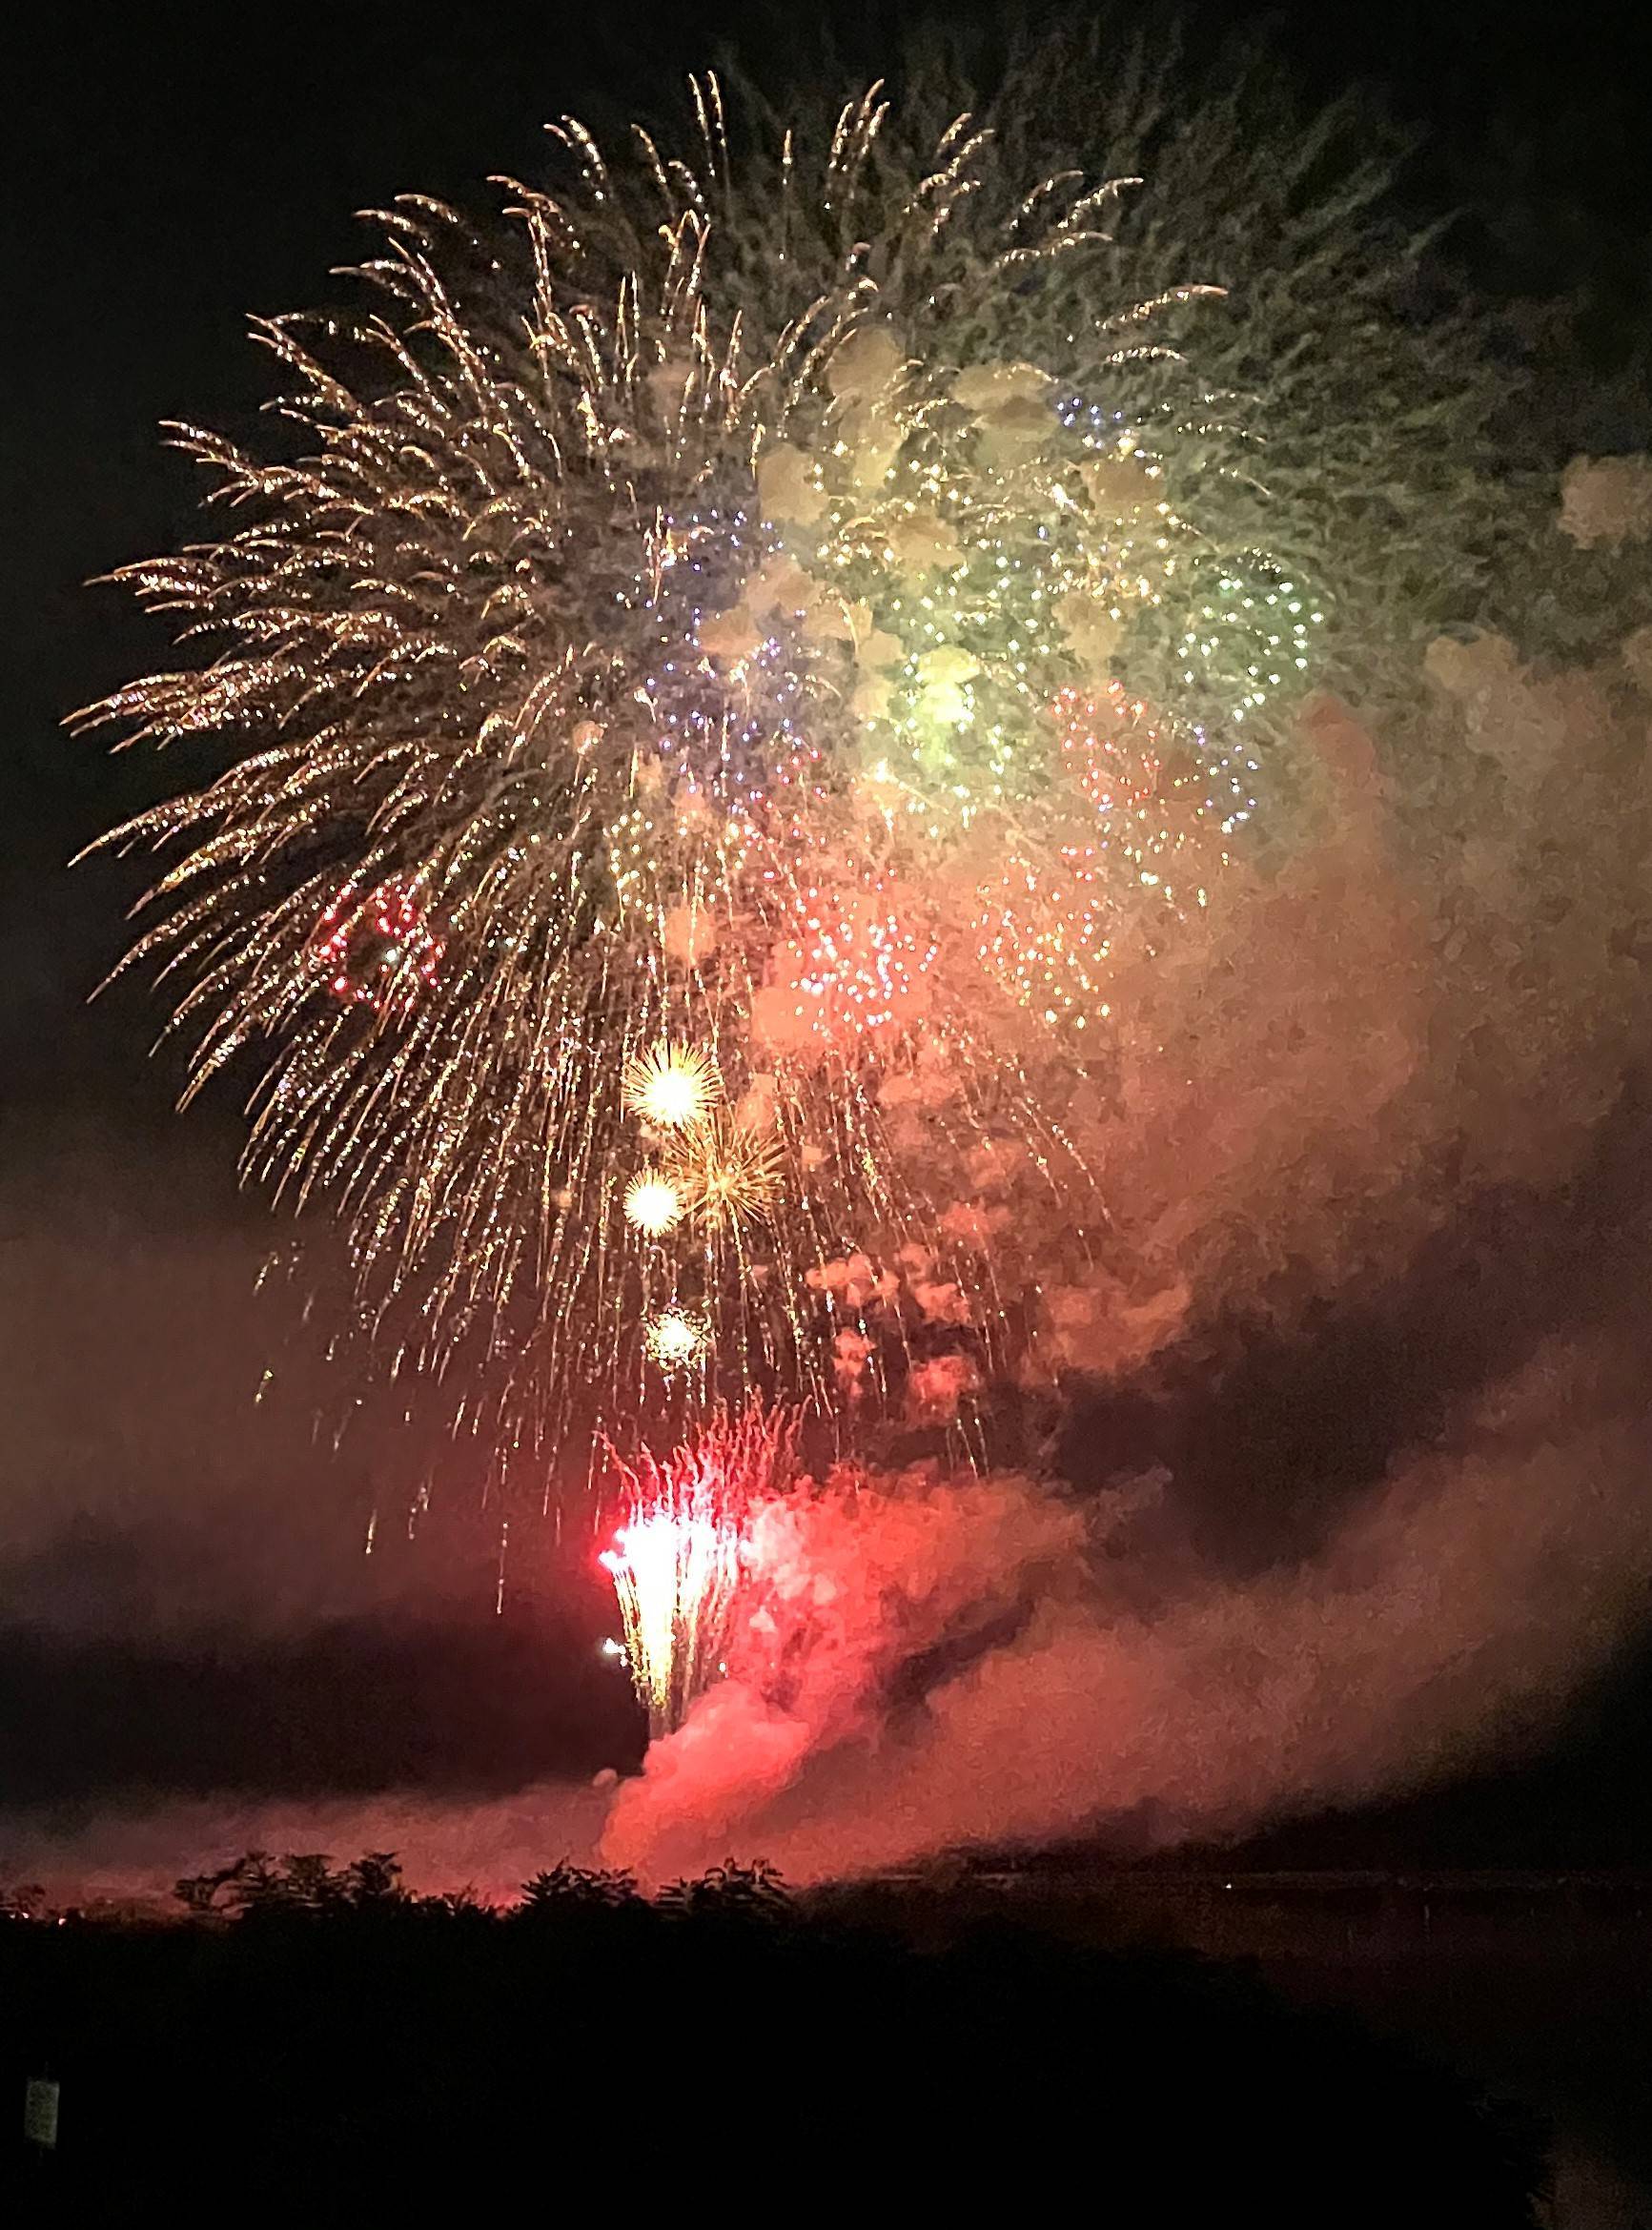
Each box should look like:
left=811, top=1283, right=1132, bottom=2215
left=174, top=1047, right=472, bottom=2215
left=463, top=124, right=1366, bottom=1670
left=78, top=73, right=1299, bottom=1469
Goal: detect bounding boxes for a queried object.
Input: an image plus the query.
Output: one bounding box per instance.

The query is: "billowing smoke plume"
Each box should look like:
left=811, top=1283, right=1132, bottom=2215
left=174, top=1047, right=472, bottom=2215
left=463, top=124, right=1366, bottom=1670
left=597, top=481, right=1652, bottom=1883
left=601, top=1332, right=1652, bottom=1882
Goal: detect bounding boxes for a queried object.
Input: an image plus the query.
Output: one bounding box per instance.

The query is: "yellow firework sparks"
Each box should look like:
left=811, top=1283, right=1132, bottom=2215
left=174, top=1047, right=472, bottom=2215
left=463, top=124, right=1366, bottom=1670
left=644, top=1306, right=709, bottom=1372
left=622, top=1042, right=723, bottom=1133
left=623, top=1169, right=685, bottom=1236
left=667, top=1115, right=784, bottom=1231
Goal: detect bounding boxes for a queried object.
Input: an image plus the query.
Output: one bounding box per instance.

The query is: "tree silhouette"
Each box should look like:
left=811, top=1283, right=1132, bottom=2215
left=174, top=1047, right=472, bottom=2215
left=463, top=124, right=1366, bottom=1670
left=343, top=1852, right=405, bottom=1907
left=519, top=1860, right=641, bottom=1913
left=656, top=1857, right=791, bottom=1922
left=15, top=1847, right=1556, bottom=2222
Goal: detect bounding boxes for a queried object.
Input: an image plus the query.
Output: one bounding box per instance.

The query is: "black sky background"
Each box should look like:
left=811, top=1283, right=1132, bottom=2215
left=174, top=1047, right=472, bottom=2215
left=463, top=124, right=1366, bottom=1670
left=5, top=0, right=1652, bottom=1861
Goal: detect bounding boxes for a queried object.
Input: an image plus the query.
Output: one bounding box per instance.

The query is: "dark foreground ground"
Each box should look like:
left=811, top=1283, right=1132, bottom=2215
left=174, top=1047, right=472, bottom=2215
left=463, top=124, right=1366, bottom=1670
left=0, top=1853, right=1580, bottom=2223
left=821, top=1867, right=1652, bottom=2228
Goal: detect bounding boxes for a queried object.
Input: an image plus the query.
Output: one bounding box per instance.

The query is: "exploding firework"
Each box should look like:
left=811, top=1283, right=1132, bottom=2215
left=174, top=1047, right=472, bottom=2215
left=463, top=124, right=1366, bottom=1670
left=78, top=70, right=1356, bottom=1476
left=643, top=1306, right=710, bottom=1376
left=664, top=1114, right=784, bottom=1232
left=622, top=1042, right=723, bottom=1133
left=624, top=1169, right=686, bottom=1237
left=314, top=879, right=446, bottom=1014
left=600, top=1402, right=797, bottom=1734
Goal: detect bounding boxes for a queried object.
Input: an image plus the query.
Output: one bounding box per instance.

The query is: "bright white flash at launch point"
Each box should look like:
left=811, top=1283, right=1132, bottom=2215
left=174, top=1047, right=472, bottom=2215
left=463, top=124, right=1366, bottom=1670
left=601, top=1506, right=744, bottom=1738
left=600, top=1404, right=795, bottom=1736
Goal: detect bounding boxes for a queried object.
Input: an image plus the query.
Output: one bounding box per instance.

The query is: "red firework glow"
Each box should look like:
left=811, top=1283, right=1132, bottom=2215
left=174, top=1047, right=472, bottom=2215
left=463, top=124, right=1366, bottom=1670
left=600, top=1403, right=797, bottom=1739
left=315, top=878, right=444, bottom=1013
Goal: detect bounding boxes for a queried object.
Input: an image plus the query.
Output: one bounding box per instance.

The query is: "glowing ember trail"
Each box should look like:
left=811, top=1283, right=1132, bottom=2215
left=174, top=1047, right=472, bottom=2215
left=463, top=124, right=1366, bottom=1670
left=600, top=1403, right=796, bottom=1738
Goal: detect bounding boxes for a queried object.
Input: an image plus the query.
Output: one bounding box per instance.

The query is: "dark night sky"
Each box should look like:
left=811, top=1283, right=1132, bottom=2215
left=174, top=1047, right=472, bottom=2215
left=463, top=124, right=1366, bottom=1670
left=5, top=0, right=1652, bottom=1863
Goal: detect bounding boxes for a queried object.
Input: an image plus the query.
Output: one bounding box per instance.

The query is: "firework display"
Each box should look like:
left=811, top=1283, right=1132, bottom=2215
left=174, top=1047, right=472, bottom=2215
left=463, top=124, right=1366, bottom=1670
left=600, top=1402, right=795, bottom=1731
left=79, top=76, right=1330, bottom=1489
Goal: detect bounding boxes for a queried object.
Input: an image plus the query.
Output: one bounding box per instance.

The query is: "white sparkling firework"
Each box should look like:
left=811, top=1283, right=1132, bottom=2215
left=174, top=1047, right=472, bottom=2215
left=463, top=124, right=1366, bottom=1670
left=644, top=1306, right=710, bottom=1374
left=599, top=1401, right=794, bottom=1733
left=624, top=1169, right=686, bottom=1237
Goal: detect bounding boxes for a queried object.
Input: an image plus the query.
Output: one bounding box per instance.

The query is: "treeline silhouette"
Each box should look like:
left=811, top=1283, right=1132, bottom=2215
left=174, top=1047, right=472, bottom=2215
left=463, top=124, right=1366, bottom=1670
left=1, top=1852, right=1544, bottom=2221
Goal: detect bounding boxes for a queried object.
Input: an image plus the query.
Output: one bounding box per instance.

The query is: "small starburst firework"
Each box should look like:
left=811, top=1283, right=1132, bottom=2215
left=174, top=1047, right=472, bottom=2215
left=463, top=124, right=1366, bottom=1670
left=644, top=1306, right=709, bottom=1374
left=314, top=879, right=445, bottom=1015
left=624, top=1170, right=686, bottom=1237
left=666, top=1115, right=784, bottom=1232
left=622, top=1044, right=724, bottom=1133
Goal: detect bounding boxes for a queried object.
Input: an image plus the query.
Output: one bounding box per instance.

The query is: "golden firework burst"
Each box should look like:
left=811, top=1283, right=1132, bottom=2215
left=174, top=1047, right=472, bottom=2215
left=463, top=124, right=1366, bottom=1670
left=78, top=71, right=1298, bottom=1475
left=667, top=1114, right=784, bottom=1231
left=622, top=1041, right=723, bottom=1132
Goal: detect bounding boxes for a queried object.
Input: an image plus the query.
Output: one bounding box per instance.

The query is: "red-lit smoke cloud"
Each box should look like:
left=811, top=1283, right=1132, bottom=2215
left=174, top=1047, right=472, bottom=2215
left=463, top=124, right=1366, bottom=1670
left=601, top=1333, right=1652, bottom=1884
left=598, top=598, right=1652, bottom=1884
